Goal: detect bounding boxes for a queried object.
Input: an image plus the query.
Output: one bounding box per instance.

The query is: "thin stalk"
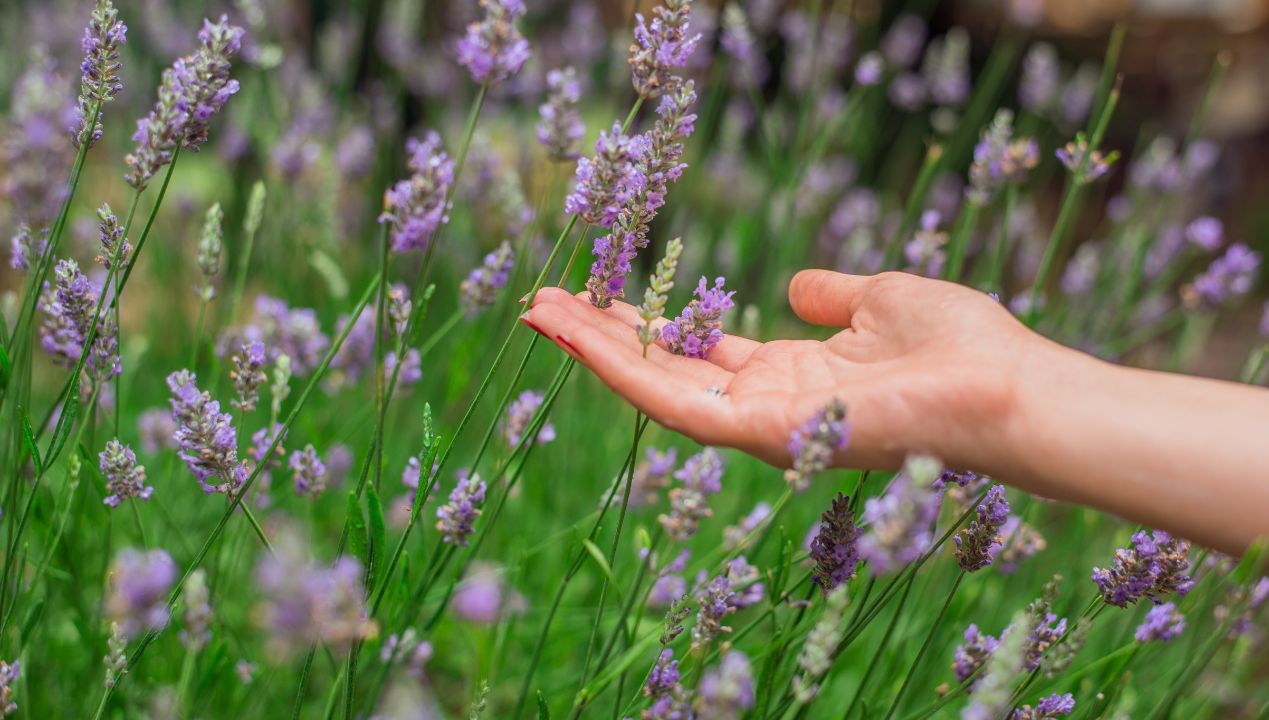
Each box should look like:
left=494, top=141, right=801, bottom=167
left=884, top=145, right=944, bottom=268
left=841, top=576, right=917, bottom=719
left=880, top=571, right=965, bottom=720
left=985, top=185, right=1017, bottom=292
left=417, top=308, right=463, bottom=358
left=943, top=204, right=981, bottom=283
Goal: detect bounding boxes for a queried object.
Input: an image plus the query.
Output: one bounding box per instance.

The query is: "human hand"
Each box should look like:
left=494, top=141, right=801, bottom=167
left=522, top=270, right=1051, bottom=473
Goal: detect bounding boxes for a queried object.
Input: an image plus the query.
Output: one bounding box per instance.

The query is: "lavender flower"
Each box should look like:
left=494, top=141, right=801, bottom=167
left=3, top=53, right=74, bottom=234
left=967, top=110, right=1039, bottom=205
left=720, top=5, right=767, bottom=86
left=385, top=349, right=422, bottom=388
left=854, top=52, right=884, bottom=86
left=859, top=455, right=943, bottom=574
left=1135, top=602, right=1185, bottom=643
left=727, top=556, right=765, bottom=609
left=8, top=226, right=45, bottom=273
left=659, top=447, right=724, bottom=541
left=691, top=573, right=735, bottom=650
left=648, top=550, right=690, bottom=608
left=227, top=296, right=331, bottom=375
left=456, top=0, right=530, bottom=86
left=904, top=210, right=948, bottom=277
left=167, top=369, right=249, bottom=496
left=923, top=28, right=971, bottom=106
left=962, top=611, right=1029, bottom=720
left=99, top=439, right=154, bottom=507
left=253, top=530, right=376, bottom=659
left=695, top=651, right=755, bottom=719
left=1056, top=134, right=1118, bottom=184
left=791, top=585, right=850, bottom=703
left=1011, top=694, right=1076, bottom=720
left=881, top=14, right=927, bottom=68
left=453, top=563, right=522, bottom=623
left=993, top=516, right=1046, bottom=575
left=379, top=133, right=455, bottom=253
left=537, top=67, right=584, bottom=161
left=103, top=623, right=127, bottom=688
left=1184, top=243, right=1261, bottom=310
left=954, top=624, right=999, bottom=685
left=644, top=649, right=690, bottom=718
left=226, top=341, right=266, bottom=412
left=38, top=258, right=119, bottom=380
left=196, top=202, right=223, bottom=301
left=436, top=470, right=487, bottom=546
left=137, top=408, right=178, bottom=453
left=1019, top=43, right=1059, bottom=115
left=0, top=659, right=17, bottom=716
left=1185, top=216, right=1223, bottom=252
left=629, top=0, right=701, bottom=99
left=106, top=548, right=177, bottom=638
left=784, top=399, right=850, bottom=492
left=73, top=0, right=127, bottom=147
left=180, top=568, right=212, bottom=651
left=290, top=444, right=327, bottom=497
left=637, top=238, right=684, bottom=350
left=565, top=124, right=642, bottom=228
left=1060, top=63, right=1098, bottom=128
left=94, top=203, right=130, bottom=269
left=1215, top=576, right=1269, bottom=637
left=809, top=493, right=862, bottom=592
left=460, top=241, right=515, bottom=311
left=955, top=485, right=1010, bottom=572
left=247, top=423, right=287, bottom=507
left=661, top=276, right=736, bottom=359
left=627, top=447, right=678, bottom=509
left=889, top=72, right=927, bottom=111
left=1092, top=529, right=1193, bottom=607
left=723, top=501, right=772, bottom=549
left=502, top=390, right=557, bottom=448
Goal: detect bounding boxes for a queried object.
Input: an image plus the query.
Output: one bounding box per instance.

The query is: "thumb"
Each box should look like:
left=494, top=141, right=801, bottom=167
left=788, top=269, right=875, bottom=328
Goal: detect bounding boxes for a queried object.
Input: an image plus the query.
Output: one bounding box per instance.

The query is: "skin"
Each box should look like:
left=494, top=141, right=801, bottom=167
left=522, top=269, right=1269, bottom=556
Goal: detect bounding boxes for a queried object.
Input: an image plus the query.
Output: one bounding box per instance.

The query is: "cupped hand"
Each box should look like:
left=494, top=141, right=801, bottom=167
left=522, top=270, right=1045, bottom=472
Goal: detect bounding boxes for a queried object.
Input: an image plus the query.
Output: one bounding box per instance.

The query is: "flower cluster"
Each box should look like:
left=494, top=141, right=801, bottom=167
left=0, top=659, right=17, bottom=716
left=1184, top=243, right=1261, bottom=310
left=106, top=548, right=177, bottom=639
left=955, top=484, right=1010, bottom=572
left=460, top=240, right=515, bottom=312
left=565, top=124, right=642, bottom=228
left=290, top=444, right=328, bottom=497
left=791, top=585, right=850, bottom=703
left=228, top=296, right=331, bottom=375
left=73, top=0, right=127, bottom=147
left=637, top=238, right=683, bottom=351
left=859, top=455, right=943, bottom=574
left=94, top=203, right=129, bottom=269
left=659, top=447, right=724, bottom=541
left=38, top=258, right=119, bottom=380
left=167, top=369, right=249, bottom=496
left=661, top=276, right=736, bottom=359
left=691, top=573, right=735, bottom=651
left=196, top=202, right=223, bottom=301
left=629, top=447, right=679, bottom=509
left=1135, top=602, right=1186, bottom=643
left=230, top=341, right=268, bottom=412
left=537, top=67, right=584, bottom=161
left=644, top=649, right=690, bottom=719
left=379, top=132, right=455, bottom=253
left=953, top=623, right=999, bottom=685
left=455, top=0, right=530, bottom=86
left=904, top=210, right=947, bottom=277
left=994, top=516, right=1046, bottom=575
left=99, top=439, right=153, bottom=507
left=809, top=493, right=862, bottom=592
left=502, top=390, right=557, bottom=448
left=695, top=651, right=755, bottom=719
left=629, top=0, right=701, bottom=99
left=967, top=109, right=1039, bottom=205
left=1092, top=529, right=1193, bottom=607
left=1010, top=694, right=1076, bottom=720
left=785, top=399, right=850, bottom=492
left=180, top=569, right=212, bottom=651
left=722, top=501, right=772, bottom=549
left=436, top=470, right=487, bottom=546
left=1056, top=134, right=1118, bottom=184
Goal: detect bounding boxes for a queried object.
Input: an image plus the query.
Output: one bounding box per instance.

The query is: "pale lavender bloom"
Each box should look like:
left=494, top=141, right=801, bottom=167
left=1135, top=602, right=1185, bottom=643
left=695, top=651, right=755, bottom=719
left=328, top=312, right=375, bottom=388
left=881, top=14, right=927, bottom=68
left=230, top=341, right=267, bottom=412
left=235, top=660, right=256, bottom=684
left=8, top=226, right=46, bottom=273
left=180, top=569, right=212, bottom=651
left=502, top=390, right=556, bottom=448
left=73, top=0, right=128, bottom=147
left=229, top=295, right=331, bottom=374
left=859, top=455, right=943, bottom=574
left=854, top=51, right=884, bottom=86
left=461, top=241, right=516, bottom=311
left=1186, top=243, right=1261, bottom=310
left=720, top=5, right=768, bottom=86
left=1184, top=140, right=1220, bottom=180
left=784, top=399, right=850, bottom=492
left=1185, top=216, right=1223, bottom=252
left=827, top=189, right=881, bottom=239
left=452, top=563, right=520, bottom=624
left=954, top=624, right=998, bottom=685
left=137, top=408, right=179, bottom=454
left=648, top=550, right=690, bottom=607
left=334, top=124, right=375, bottom=180
left=1011, top=694, right=1076, bottom=720
left=326, top=444, right=353, bottom=488
left=566, top=124, right=643, bottom=229
left=923, top=28, right=970, bottom=106
left=537, top=67, right=584, bottom=161
left=1056, top=136, right=1115, bottom=184
left=1019, top=43, right=1059, bottom=114
left=94, top=203, right=130, bottom=269
left=645, top=649, right=686, bottom=715
left=660, top=448, right=724, bottom=542
left=1060, top=242, right=1100, bottom=297
left=379, top=132, right=455, bottom=253
left=107, top=548, right=177, bottom=638
left=628, top=447, right=679, bottom=508
left=661, top=277, right=736, bottom=359
left=691, top=574, right=735, bottom=650
left=385, top=349, right=422, bottom=388
left=167, top=369, right=249, bottom=496
left=1059, top=63, right=1098, bottom=128
left=254, top=531, right=376, bottom=659
left=629, top=0, right=702, bottom=98
left=1144, top=224, right=1186, bottom=280
left=388, top=285, right=412, bottom=338
left=290, top=444, right=327, bottom=497
left=436, top=470, right=487, bottom=546
left=455, top=0, right=531, bottom=86
left=955, top=485, right=1010, bottom=572
left=270, top=127, right=320, bottom=180
left=1129, top=138, right=1182, bottom=192
left=905, top=210, right=947, bottom=277
left=3, top=53, right=74, bottom=234
left=723, top=501, right=772, bottom=549
left=967, top=110, right=1039, bottom=205
left=0, top=659, right=18, bottom=716
left=247, top=423, right=287, bottom=508
left=38, top=259, right=103, bottom=371
left=100, top=439, right=154, bottom=507
left=727, top=556, right=765, bottom=609
left=1215, top=576, right=1269, bottom=638
left=1092, top=529, right=1193, bottom=607
left=993, top=516, right=1046, bottom=575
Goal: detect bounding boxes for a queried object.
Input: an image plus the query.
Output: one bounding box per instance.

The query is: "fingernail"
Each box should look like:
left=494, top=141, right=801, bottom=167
left=518, top=292, right=529, bottom=306
left=555, top=333, right=583, bottom=359
left=519, top=313, right=546, bottom=336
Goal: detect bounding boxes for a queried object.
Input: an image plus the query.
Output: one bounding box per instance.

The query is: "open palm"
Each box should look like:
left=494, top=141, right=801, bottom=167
left=524, top=270, right=1036, bottom=471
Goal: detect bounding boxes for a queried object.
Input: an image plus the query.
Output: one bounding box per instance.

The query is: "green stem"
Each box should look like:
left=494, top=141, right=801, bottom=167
left=881, top=571, right=965, bottom=720
left=417, top=309, right=463, bottom=358
left=943, top=204, right=981, bottom=283
left=986, top=186, right=1018, bottom=292
left=840, top=576, right=917, bottom=719
left=884, top=145, right=944, bottom=268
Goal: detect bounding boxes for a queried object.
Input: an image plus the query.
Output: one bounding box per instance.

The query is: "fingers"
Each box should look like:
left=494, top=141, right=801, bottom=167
left=521, top=297, right=744, bottom=448
left=578, top=294, right=762, bottom=372
left=788, top=269, right=877, bottom=328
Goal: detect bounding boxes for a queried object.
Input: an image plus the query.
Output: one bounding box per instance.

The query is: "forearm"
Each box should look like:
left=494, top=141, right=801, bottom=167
left=991, top=341, right=1269, bottom=555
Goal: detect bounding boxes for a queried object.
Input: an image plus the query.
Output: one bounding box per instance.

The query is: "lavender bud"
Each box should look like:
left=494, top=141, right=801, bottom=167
left=289, top=444, right=328, bottom=497
left=180, top=568, right=212, bottom=651
left=637, top=238, right=684, bottom=350
left=106, top=548, right=177, bottom=639
left=905, top=210, right=948, bottom=277
left=659, top=448, right=724, bottom=542
left=695, top=651, right=755, bottom=719
left=244, top=180, right=266, bottom=238
left=103, top=623, right=127, bottom=688
left=854, top=52, right=884, bottom=87
left=784, top=399, right=850, bottom=492
left=230, top=341, right=267, bottom=412
left=537, top=67, right=585, bottom=161
left=1135, top=602, right=1185, bottom=643
left=502, top=390, right=556, bottom=449
left=0, top=659, right=18, bottom=716
left=565, top=123, right=642, bottom=229
left=1056, top=134, right=1118, bottom=184
left=137, top=408, right=179, bottom=453
left=661, top=276, right=736, bottom=359
left=8, top=226, right=45, bottom=273
left=1183, top=243, right=1261, bottom=310
left=1010, top=694, right=1076, bottom=720
left=436, top=470, right=487, bottom=546
left=1184, top=216, right=1223, bottom=252
left=629, top=0, right=702, bottom=99
left=74, top=0, right=128, bottom=147
left=196, top=202, right=223, bottom=301
left=955, top=485, right=1011, bottom=572
left=953, top=623, right=999, bottom=686
left=922, top=28, right=971, bottom=107
left=94, top=203, right=130, bottom=269
left=99, top=439, right=154, bottom=507
left=691, top=573, right=735, bottom=651
left=167, top=369, right=249, bottom=496
left=967, top=110, right=1039, bottom=205
left=809, top=493, right=862, bottom=592
left=456, top=0, right=531, bottom=86
left=379, top=132, right=454, bottom=253
left=791, top=586, right=849, bottom=704
left=1092, top=529, right=1193, bottom=607
left=644, top=649, right=691, bottom=717
left=38, top=258, right=119, bottom=380
left=460, top=241, right=515, bottom=312
left=1019, top=43, right=1059, bottom=114
left=388, top=285, right=412, bottom=338
left=859, top=454, right=943, bottom=574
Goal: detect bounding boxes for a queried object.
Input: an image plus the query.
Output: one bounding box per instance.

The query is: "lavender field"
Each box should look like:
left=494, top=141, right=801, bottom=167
left=1, top=0, right=1267, bottom=718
